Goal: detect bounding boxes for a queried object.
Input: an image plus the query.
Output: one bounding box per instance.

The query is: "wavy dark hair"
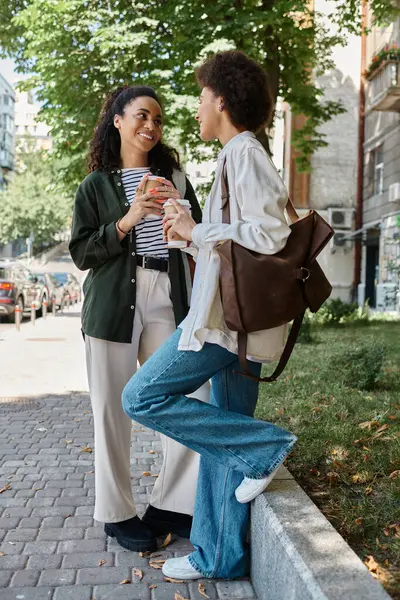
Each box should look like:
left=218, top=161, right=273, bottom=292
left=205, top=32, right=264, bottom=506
left=88, top=85, right=180, bottom=178
left=196, top=51, right=273, bottom=132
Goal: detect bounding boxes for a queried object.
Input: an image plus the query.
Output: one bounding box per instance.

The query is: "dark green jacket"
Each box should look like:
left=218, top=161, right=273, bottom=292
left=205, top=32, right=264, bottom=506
left=69, top=168, right=201, bottom=343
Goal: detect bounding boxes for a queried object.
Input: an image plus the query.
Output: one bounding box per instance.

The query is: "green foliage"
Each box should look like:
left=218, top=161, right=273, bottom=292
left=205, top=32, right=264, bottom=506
left=330, top=342, right=387, bottom=390
left=0, top=0, right=398, bottom=187
left=312, top=298, right=370, bottom=325
left=257, top=323, right=400, bottom=592
left=0, top=150, right=73, bottom=251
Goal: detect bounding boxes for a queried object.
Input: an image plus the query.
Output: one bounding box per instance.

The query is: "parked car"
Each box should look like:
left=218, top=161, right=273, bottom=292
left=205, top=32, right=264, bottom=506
left=0, top=261, right=47, bottom=322
left=51, top=272, right=82, bottom=304
left=33, top=272, right=67, bottom=310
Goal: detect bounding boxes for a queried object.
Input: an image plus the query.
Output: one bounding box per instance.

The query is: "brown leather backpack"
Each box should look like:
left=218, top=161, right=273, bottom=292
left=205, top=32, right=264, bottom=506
left=216, top=159, right=334, bottom=382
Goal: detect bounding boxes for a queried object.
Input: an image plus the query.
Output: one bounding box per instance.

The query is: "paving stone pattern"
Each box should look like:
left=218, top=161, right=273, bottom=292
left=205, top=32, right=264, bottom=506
left=0, top=394, right=256, bottom=599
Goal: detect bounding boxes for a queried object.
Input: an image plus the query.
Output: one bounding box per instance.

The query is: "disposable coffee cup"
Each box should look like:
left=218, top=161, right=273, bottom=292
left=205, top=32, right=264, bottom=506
left=142, top=175, right=163, bottom=220
left=164, top=199, right=191, bottom=248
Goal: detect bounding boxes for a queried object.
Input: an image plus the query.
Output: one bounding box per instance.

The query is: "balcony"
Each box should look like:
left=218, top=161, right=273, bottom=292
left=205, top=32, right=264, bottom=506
left=366, top=59, right=400, bottom=112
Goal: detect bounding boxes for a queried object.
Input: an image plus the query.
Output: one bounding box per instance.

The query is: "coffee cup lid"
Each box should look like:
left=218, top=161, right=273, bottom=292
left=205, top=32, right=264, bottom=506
left=164, top=199, right=191, bottom=207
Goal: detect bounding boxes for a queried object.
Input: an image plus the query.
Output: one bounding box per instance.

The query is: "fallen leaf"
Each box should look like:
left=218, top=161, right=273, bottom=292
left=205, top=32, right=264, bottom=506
left=133, top=568, right=143, bottom=581
left=84, top=470, right=94, bottom=475
left=365, top=487, right=373, bottom=496
left=309, top=468, right=320, bottom=476
left=148, top=450, right=156, bottom=454
left=389, top=470, right=400, bottom=479
left=0, top=483, right=12, bottom=494
left=149, top=559, right=166, bottom=569
left=74, top=419, right=81, bottom=422
left=149, top=584, right=158, bottom=589
left=388, top=524, right=400, bottom=538
left=65, top=440, right=73, bottom=444
left=164, top=577, right=185, bottom=583
left=174, top=593, right=189, bottom=600
left=198, top=582, right=211, bottom=598
left=159, top=532, right=173, bottom=549
left=142, top=471, right=151, bottom=476
left=150, top=553, right=161, bottom=558
left=81, top=446, right=93, bottom=453
left=375, top=424, right=389, bottom=434
left=139, top=551, right=152, bottom=558
left=0, top=551, right=5, bottom=556
left=98, top=559, right=106, bottom=566
left=364, top=555, right=379, bottom=573
left=119, top=579, right=131, bottom=584
left=358, top=421, right=378, bottom=430
left=352, top=474, right=362, bottom=484
left=388, top=415, right=397, bottom=420
left=355, top=517, right=363, bottom=525
left=64, top=514, right=72, bottom=519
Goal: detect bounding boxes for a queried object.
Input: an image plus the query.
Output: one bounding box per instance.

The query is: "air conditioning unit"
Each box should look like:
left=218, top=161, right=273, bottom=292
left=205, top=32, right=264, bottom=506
left=330, top=229, right=353, bottom=253
left=388, top=182, right=400, bottom=203
left=327, top=208, right=354, bottom=230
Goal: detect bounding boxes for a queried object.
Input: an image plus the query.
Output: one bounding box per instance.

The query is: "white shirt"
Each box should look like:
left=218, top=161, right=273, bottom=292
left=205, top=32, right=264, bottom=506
left=179, top=131, right=291, bottom=363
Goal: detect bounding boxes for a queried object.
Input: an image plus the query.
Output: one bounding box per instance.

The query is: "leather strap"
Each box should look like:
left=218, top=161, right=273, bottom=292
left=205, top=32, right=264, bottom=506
left=236, top=313, right=305, bottom=382
left=136, top=254, right=169, bottom=272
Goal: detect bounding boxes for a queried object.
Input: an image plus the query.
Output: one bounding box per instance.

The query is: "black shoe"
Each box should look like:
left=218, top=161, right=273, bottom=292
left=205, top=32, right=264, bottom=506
left=104, top=516, right=157, bottom=552
left=142, top=505, right=193, bottom=539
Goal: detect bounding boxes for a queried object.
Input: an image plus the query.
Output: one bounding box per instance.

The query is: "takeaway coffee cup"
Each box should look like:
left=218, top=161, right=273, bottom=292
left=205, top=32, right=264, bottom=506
left=142, top=175, right=164, bottom=220
left=164, top=199, right=191, bottom=248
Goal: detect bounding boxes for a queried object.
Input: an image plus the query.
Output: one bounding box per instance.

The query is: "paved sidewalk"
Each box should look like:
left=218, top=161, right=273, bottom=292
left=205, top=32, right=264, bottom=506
left=0, top=310, right=257, bottom=599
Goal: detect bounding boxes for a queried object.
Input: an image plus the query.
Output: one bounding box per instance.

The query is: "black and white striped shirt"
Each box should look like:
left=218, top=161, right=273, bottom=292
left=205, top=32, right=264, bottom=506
left=121, top=167, right=169, bottom=259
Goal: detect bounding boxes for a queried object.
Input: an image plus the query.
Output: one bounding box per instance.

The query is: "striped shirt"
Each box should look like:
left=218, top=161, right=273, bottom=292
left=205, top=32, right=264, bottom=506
left=121, top=167, right=169, bottom=259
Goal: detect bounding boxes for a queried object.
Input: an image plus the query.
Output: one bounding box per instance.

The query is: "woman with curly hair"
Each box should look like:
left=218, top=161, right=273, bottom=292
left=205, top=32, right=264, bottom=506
left=69, top=85, right=209, bottom=552
left=122, top=52, right=297, bottom=578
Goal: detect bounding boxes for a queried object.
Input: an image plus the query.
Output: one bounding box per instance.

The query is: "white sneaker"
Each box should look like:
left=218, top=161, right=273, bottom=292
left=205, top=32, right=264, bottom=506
left=162, top=555, right=203, bottom=580
left=235, top=467, right=279, bottom=504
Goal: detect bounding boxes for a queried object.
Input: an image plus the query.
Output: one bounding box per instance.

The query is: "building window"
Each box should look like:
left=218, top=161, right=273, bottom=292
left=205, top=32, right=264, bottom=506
left=367, top=145, right=384, bottom=197
left=373, top=145, right=384, bottom=196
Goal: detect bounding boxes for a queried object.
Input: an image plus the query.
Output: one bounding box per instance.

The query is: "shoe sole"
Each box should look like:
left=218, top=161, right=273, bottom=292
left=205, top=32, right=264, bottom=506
left=235, top=470, right=277, bottom=504
left=104, top=525, right=157, bottom=552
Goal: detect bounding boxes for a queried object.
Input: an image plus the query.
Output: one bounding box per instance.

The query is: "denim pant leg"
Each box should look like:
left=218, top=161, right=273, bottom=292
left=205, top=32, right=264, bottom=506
left=122, top=328, right=297, bottom=478
left=189, top=359, right=261, bottom=579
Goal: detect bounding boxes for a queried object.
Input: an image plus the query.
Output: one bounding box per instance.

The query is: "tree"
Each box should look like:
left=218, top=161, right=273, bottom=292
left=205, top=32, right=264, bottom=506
left=0, top=150, right=73, bottom=251
left=1, top=0, right=398, bottom=189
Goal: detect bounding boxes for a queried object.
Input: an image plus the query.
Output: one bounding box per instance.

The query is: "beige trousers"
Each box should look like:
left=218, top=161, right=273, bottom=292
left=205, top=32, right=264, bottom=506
left=86, top=266, right=209, bottom=523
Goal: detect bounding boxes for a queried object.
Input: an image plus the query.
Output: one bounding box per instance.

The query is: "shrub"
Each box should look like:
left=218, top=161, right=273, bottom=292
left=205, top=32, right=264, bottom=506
left=312, top=299, right=370, bottom=326
left=330, top=343, right=386, bottom=390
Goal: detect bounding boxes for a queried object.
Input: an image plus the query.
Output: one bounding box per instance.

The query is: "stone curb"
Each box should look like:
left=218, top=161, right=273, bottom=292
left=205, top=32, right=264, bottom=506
left=250, top=466, right=390, bottom=600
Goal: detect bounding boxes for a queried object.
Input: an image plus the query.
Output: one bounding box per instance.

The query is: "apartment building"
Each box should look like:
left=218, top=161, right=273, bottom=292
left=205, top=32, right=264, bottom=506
left=15, top=90, right=52, bottom=154
left=0, top=73, right=16, bottom=189
left=358, top=16, right=400, bottom=311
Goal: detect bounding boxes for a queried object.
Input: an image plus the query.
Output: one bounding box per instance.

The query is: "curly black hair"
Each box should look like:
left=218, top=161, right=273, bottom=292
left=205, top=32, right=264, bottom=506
left=195, top=51, right=273, bottom=132
left=88, top=85, right=180, bottom=178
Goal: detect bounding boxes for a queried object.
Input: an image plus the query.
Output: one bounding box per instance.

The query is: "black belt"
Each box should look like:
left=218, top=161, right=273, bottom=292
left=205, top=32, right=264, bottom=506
left=136, top=254, right=169, bottom=272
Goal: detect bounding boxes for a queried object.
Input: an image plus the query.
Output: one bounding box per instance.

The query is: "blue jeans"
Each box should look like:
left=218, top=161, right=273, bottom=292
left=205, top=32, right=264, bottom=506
left=122, top=328, right=297, bottom=578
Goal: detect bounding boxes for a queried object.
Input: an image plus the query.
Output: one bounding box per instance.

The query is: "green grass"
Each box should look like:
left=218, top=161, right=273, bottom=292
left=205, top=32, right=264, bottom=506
left=256, top=323, right=400, bottom=597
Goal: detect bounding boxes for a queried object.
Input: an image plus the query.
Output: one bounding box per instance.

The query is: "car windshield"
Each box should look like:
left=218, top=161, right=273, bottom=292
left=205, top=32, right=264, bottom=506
left=52, top=273, right=69, bottom=285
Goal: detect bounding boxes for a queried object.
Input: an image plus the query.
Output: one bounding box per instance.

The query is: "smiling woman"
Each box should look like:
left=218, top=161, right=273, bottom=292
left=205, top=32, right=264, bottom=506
left=69, top=84, right=210, bottom=553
